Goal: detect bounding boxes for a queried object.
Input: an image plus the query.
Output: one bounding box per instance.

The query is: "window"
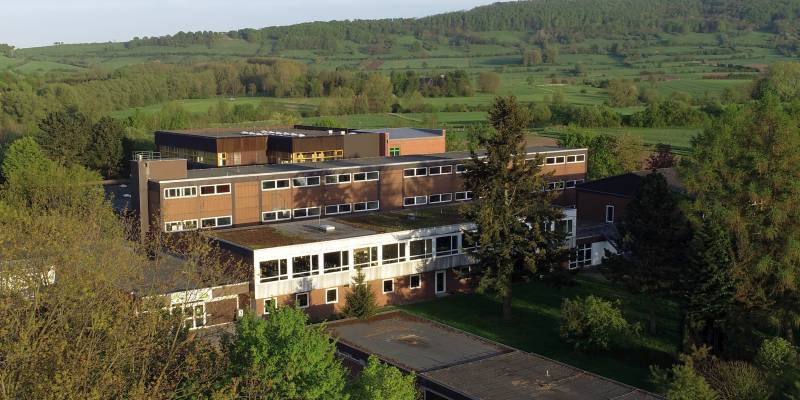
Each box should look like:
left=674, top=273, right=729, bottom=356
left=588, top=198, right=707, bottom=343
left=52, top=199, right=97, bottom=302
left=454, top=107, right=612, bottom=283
left=455, top=164, right=467, bottom=174
left=263, top=298, right=276, bottom=315
left=556, top=219, right=574, bottom=237
left=428, top=165, right=452, bottom=176
left=353, top=171, right=379, bottom=182
left=262, top=179, right=290, bottom=191
left=353, top=246, right=378, bottom=268
left=605, top=205, right=615, bottom=223
left=260, top=259, right=288, bottom=282
left=323, top=250, right=349, bottom=273
left=389, top=147, right=400, bottom=157
left=454, top=191, right=474, bottom=201
left=404, top=196, right=427, bottom=207
left=292, top=255, right=319, bottom=278
left=569, top=244, right=592, bottom=269
left=199, top=183, right=231, bottom=196
left=428, top=193, right=453, bottom=204
left=292, top=176, right=321, bottom=187
left=565, top=179, right=584, bottom=189
left=382, top=279, right=394, bottom=294
left=325, top=288, right=338, bottom=304
left=353, top=201, right=379, bottom=212
left=435, top=235, right=459, bottom=256
left=296, top=292, right=309, bottom=308
left=382, top=243, right=406, bottom=264
left=293, top=207, right=321, bottom=219
left=262, top=210, right=291, bottom=222
left=545, top=156, right=566, bottom=165
left=409, top=239, right=433, bottom=260
left=547, top=181, right=565, bottom=191
left=403, top=167, right=427, bottom=178
left=325, top=173, right=351, bottom=185
left=409, top=274, right=421, bottom=289
left=435, top=271, right=446, bottom=294
left=325, top=203, right=352, bottom=215
left=173, top=303, right=205, bottom=329
left=164, top=186, right=197, bottom=199
left=567, top=154, right=586, bottom=163
left=200, top=216, right=232, bottom=229
left=165, top=219, right=198, bottom=232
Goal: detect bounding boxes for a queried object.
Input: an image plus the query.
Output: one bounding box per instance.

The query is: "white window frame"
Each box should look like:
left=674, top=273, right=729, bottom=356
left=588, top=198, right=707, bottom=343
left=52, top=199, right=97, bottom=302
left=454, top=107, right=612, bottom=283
left=403, top=167, right=428, bottom=178
left=455, top=164, right=467, bottom=174
left=605, top=205, right=615, bottom=223
left=261, top=179, right=291, bottom=191
left=263, top=297, right=277, bottom=315
left=165, top=219, right=198, bottom=232
left=199, top=183, right=231, bottom=196
left=171, top=302, right=205, bottom=330
left=428, top=165, right=453, bottom=176
left=382, top=242, right=406, bottom=264
left=293, top=206, right=321, bottom=219
left=435, top=271, right=446, bottom=294
left=382, top=279, right=394, bottom=294
left=325, top=203, right=352, bottom=215
left=567, top=154, right=586, bottom=163
left=429, top=193, right=453, bottom=204
left=292, top=176, right=321, bottom=188
left=325, top=288, right=339, bottom=304
left=409, top=274, right=421, bottom=290
left=164, top=186, right=197, bottom=199
left=325, top=173, right=351, bottom=185
left=404, top=196, right=428, bottom=207
left=409, top=238, right=433, bottom=260
left=262, top=209, right=292, bottom=223
left=260, top=259, right=288, bottom=282
left=434, top=235, right=459, bottom=257
left=454, top=191, right=474, bottom=201
left=323, top=250, right=349, bottom=274
left=570, top=243, right=592, bottom=269
left=292, top=254, right=320, bottom=278
left=353, top=200, right=380, bottom=212
left=353, top=246, right=379, bottom=269
left=296, top=292, right=310, bottom=309
left=353, top=171, right=380, bottom=182
left=200, top=215, right=232, bottom=229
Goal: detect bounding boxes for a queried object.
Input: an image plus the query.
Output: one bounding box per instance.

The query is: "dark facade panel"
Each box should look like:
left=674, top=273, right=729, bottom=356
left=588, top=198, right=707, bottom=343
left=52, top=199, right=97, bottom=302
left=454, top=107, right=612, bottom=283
left=155, top=131, right=217, bottom=153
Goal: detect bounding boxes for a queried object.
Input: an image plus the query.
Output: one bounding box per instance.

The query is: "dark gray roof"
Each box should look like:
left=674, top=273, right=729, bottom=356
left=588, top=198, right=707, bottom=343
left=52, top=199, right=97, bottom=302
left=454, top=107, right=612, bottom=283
left=163, top=146, right=583, bottom=182
left=576, top=168, right=682, bottom=198
left=356, top=128, right=444, bottom=139
left=157, top=128, right=368, bottom=139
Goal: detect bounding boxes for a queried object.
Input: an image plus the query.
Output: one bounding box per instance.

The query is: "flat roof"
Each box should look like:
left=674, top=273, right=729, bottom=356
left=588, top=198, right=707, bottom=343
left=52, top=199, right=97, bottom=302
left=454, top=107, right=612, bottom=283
left=161, top=146, right=586, bottom=182
left=328, top=312, right=661, bottom=400
left=156, top=128, right=374, bottom=139
left=207, top=204, right=467, bottom=250
left=355, top=128, right=443, bottom=139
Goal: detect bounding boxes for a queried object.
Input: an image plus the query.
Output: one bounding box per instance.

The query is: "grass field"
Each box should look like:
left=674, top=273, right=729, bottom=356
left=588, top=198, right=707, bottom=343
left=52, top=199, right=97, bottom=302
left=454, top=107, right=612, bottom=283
left=400, top=275, right=681, bottom=391
left=541, top=126, right=701, bottom=153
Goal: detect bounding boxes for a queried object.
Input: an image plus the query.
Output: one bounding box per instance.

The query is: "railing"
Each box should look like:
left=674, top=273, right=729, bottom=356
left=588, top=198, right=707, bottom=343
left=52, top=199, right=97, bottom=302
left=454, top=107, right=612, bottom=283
left=131, top=151, right=162, bottom=161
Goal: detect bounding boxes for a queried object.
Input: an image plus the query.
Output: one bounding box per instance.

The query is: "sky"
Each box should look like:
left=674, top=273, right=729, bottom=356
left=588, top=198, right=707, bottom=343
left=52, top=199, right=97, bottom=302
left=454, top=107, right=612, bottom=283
left=1, top=0, right=497, bottom=48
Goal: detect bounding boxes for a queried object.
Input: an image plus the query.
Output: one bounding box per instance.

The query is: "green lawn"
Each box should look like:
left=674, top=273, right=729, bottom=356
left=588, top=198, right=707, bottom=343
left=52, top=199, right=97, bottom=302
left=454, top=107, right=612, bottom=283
left=400, top=276, right=680, bottom=391
left=541, top=126, right=700, bottom=153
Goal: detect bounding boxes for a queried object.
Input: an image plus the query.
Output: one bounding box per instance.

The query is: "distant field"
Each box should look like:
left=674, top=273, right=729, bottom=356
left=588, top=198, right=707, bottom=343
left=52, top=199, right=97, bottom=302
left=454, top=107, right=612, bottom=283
left=541, top=127, right=701, bottom=152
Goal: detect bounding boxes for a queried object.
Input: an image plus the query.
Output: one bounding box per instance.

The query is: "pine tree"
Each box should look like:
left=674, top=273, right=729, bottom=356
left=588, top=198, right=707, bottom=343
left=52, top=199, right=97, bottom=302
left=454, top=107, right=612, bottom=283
left=342, top=266, right=378, bottom=319
left=606, top=171, right=689, bottom=334
left=463, top=96, right=566, bottom=321
left=87, top=116, right=125, bottom=178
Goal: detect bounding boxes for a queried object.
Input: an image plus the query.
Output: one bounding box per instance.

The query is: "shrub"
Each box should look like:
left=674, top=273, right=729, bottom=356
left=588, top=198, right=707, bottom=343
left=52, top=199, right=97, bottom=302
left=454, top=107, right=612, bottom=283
left=349, top=355, right=419, bottom=400
left=559, top=295, right=640, bottom=352
left=651, top=361, right=718, bottom=400
left=755, top=337, right=798, bottom=372
left=703, top=360, right=771, bottom=400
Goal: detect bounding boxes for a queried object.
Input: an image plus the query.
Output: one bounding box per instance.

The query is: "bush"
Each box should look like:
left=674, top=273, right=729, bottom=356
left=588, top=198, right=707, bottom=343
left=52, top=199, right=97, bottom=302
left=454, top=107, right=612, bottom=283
left=559, top=295, right=640, bottom=352
left=350, top=355, right=419, bottom=400
left=651, top=361, right=718, bottom=400
left=755, top=337, right=798, bottom=372
left=703, top=360, right=771, bottom=400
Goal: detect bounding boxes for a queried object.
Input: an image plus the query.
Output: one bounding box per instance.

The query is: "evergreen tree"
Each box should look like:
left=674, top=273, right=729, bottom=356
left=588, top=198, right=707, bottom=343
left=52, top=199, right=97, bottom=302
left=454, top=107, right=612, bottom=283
left=606, top=171, right=689, bottom=334
left=225, top=310, right=348, bottom=399
left=87, top=116, right=125, bottom=178
left=342, top=266, right=378, bottom=319
left=463, top=96, right=566, bottom=320
left=36, top=106, right=92, bottom=166
left=350, top=355, right=419, bottom=400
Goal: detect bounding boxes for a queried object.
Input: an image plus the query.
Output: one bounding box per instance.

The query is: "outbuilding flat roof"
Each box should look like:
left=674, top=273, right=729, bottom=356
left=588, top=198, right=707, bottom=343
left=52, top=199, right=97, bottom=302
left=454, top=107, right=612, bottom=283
left=355, top=127, right=444, bottom=139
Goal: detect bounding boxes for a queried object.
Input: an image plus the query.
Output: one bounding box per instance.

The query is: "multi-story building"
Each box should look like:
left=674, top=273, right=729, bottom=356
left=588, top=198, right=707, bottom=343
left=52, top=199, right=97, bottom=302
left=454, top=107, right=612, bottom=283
left=131, top=146, right=588, bottom=236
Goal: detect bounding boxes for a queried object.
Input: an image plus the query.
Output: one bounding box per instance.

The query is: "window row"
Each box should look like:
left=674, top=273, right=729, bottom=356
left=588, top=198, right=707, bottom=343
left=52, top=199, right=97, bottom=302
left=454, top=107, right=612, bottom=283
left=259, top=235, right=465, bottom=282
left=403, top=165, right=453, bottom=178
left=165, top=184, right=233, bottom=199
left=261, top=201, right=380, bottom=222
left=544, top=154, right=586, bottom=165
left=165, top=215, right=233, bottom=231
left=545, top=179, right=585, bottom=191
left=262, top=171, right=380, bottom=191
left=403, top=191, right=473, bottom=207
left=324, top=200, right=380, bottom=215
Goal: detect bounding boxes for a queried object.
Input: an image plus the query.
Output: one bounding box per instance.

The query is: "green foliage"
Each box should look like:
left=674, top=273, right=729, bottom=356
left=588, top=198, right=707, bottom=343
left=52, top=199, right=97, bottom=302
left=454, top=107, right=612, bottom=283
left=651, top=353, right=719, bottom=400
left=754, top=61, right=800, bottom=102
left=559, top=295, right=640, bottom=352
left=350, top=355, right=419, bottom=400
left=463, top=96, right=566, bottom=320
left=225, top=310, right=348, bottom=399
left=477, top=72, right=501, bottom=93
left=755, top=337, right=798, bottom=372
left=87, top=116, right=125, bottom=178
left=36, top=106, right=92, bottom=165
left=342, top=267, right=378, bottom=319
left=702, top=360, right=772, bottom=400
left=606, top=79, right=639, bottom=107
left=557, top=130, right=642, bottom=179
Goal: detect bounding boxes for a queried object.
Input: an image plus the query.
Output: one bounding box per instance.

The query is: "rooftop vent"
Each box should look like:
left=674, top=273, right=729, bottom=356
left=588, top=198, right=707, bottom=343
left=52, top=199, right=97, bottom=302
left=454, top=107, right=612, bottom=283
left=317, top=224, right=336, bottom=233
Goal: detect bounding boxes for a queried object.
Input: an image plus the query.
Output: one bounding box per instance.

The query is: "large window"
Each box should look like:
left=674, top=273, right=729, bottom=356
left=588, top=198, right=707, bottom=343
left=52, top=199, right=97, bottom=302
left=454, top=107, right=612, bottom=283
left=353, top=201, right=379, bottom=212
left=173, top=303, right=205, bottom=329
left=556, top=219, right=574, bottom=237
left=454, top=191, right=474, bottom=201
left=428, top=165, right=453, bottom=176
left=545, top=156, right=566, bottom=165
left=409, top=239, right=433, bottom=260
left=292, top=255, right=320, bottom=278
left=325, top=173, right=351, bottom=185
left=382, top=243, right=406, bottom=264
left=323, top=250, right=349, bottom=273
left=200, top=216, right=232, bottom=229
left=403, top=167, right=427, bottom=178
left=262, top=210, right=291, bottom=222
left=164, top=186, right=197, bottom=199
left=353, top=171, right=379, bottom=182
left=567, top=154, right=586, bottom=163
left=292, top=176, right=321, bottom=187
left=293, top=206, right=321, bottom=219
left=429, top=193, right=453, bottom=204
left=570, top=244, right=592, bottom=269
left=435, top=235, right=459, bottom=256
left=199, top=183, right=231, bottom=196
left=605, top=205, right=615, bottom=223
left=325, top=203, right=351, bottom=215
left=260, top=259, right=288, bottom=282
left=404, top=196, right=427, bottom=207
left=165, top=220, right=198, bottom=232
left=262, top=179, right=290, bottom=191
left=353, top=246, right=378, bottom=268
